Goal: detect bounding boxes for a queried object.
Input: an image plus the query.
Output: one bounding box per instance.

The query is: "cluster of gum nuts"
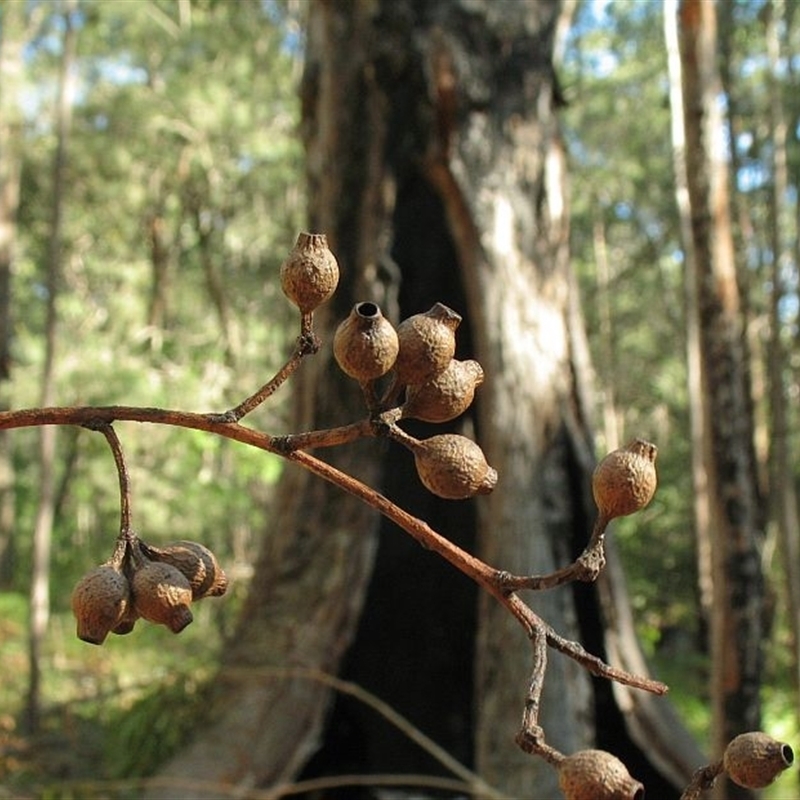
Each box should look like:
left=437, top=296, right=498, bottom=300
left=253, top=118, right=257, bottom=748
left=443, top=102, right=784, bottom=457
left=71, top=532, right=227, bottom=645
left=281, top=232, right=495, bottom=501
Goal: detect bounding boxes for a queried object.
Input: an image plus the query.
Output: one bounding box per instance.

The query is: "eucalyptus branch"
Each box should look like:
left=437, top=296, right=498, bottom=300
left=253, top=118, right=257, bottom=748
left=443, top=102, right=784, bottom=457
left=0, top=401, right=664, bottom=702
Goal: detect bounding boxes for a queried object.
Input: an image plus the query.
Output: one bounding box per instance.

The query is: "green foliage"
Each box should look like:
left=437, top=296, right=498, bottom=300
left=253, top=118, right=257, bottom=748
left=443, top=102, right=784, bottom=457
left=103, top=669, right=214, bottom=779
left=0, top=596, right=224, bottom=795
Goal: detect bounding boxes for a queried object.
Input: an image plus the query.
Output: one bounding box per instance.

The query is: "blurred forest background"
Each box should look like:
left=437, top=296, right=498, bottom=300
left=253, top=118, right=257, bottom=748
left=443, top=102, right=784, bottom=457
left=0, top=0, right=799, bottom=797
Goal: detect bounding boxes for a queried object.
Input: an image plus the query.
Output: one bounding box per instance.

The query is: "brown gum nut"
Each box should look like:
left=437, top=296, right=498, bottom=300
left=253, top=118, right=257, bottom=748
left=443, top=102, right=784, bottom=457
left=393, top=303, right=461, bottom=385
left=280, top=232, right=340, bottom=314
left=413, top=433, right=497, bottom=500
left=402, top=359, right=484, bottom=423
left=333, top=302, right=399, bottom=381
left=724, top=732, right=794, bottom=789
left=71, top=564, right=131, bottom=645
left=558, top=749, right=644, bottom=800
left=132, top=561, right=194, bottom=633
left=145, top=540, right=228, bottom=600
left=592, top=438, right=657, bottom=521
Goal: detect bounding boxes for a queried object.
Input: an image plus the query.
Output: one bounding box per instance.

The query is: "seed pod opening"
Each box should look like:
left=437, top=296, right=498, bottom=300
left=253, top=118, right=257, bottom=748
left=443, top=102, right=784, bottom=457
left=402, top=359, right=484, bottom=423
left=413, top=433, right=497, bottom=500
left=393, top=303, right=461, bottom=385
left=280, top=232, right=339, bottom=314
left=132, top=561, right=194, bottom=633
left=558, top=749, right=644, bottom=800
left=333, top=302, right=399, bottom=381
left=111, top=606, right=140, bottom=636
left=143, top=540, right=227, bottom=600
left=592, top=438, right=657, bottom=521
left=724, top=732, right=794, bottom=789
left=71, top=564, right=131, bottom=645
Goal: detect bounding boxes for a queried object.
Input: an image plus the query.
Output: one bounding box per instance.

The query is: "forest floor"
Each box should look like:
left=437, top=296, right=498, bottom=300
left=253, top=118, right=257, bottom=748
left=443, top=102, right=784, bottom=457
left=0, top=591, right=221, bottom=799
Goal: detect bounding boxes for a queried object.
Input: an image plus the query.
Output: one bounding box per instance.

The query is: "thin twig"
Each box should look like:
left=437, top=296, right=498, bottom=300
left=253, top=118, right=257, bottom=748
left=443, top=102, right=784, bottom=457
left=498, top=515, right=611, bottom=592
left=272, top=418, right=374, bottom=451
left=544, top=624, right=669, bottom=695
left=226, top=665, right=510, bottom=800
left=217, top=325, right=321, bottom=422
left=679, top=760, right=724, bottom=800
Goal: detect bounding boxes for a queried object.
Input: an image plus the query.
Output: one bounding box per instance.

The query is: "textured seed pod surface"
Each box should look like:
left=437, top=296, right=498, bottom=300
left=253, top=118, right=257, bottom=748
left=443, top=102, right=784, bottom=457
left=333, top=302, right=399, bottom=381
left=132, top=561, right=194, bottom=633
left=592, top=438, right=657, bottom=521
left=146, top=540, right=228, bottom=599
left=403, top=359, right=484, bottom=423
left=280, top=232, right=339, bottom=313
left=414, top=434, right=497, bottom=500
left=558, top=749, right=644, bottom=800
left=723, top=732, right=794, bottom=789
left=71, top=564, right=131, bottom=645
left=393, top=303, right=461, bottom=385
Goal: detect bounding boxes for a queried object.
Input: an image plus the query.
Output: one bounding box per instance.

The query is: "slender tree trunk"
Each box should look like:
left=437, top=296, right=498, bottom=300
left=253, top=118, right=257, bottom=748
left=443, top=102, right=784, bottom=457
left=0, top=0, right=25, bottom=588
left=26, top=0, right=77, bottom=734
left=664, top=0, right=712, bottom=649
left=764, top=0, right=800, bottom=703
left=593, top=219, right=622, bottom=451
left=678, top=2, right=766, bottom=797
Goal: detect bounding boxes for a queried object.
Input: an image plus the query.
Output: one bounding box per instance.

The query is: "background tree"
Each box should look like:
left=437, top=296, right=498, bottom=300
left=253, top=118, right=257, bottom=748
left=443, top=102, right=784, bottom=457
left=0, top=0, right=26, bottom=587
left=678, top=1, right=767, bottom=797
left=26, top=0, right=77, bottom=734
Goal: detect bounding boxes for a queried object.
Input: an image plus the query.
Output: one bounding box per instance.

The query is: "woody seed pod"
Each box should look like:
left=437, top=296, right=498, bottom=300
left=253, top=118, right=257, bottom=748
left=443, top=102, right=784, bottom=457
left=142, top=540, right=228, bottom=600
left=592, top=438, right=657, bottom=522
left=413, top=433, right=497, bottom=500
left=71, top=563, right=131, bottom=645
left=280, top=232, right=339, bottom=314
left=393, top=303, right=462, bottom=385
left=723, top=732, right=794, bottom=789
left=402, top=359, right=484, bottom=423
left=132, top=561, right=194, bottom=633
left=558, top=749, right=644, bottom=800
left=333, top=302, right=399, bottom=381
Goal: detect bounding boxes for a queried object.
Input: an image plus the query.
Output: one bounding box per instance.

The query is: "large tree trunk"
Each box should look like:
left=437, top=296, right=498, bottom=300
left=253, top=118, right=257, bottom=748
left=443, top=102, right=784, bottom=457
left=678, top=2, right=766, bottom=797
left=155, top=2, right=700, bottom=796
